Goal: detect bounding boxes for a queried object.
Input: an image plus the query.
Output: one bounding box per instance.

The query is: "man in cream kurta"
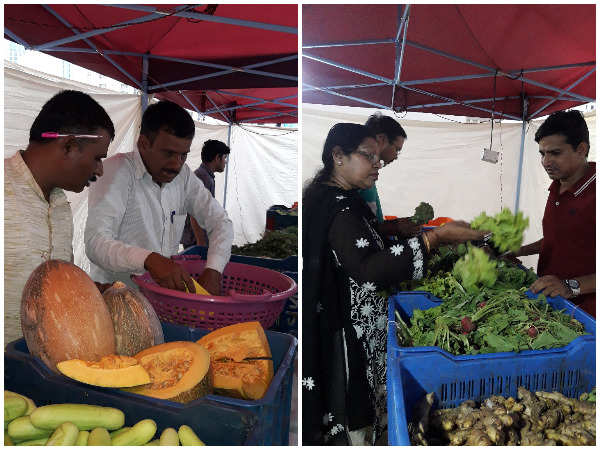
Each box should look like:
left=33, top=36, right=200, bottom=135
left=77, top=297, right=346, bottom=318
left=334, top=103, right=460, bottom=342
left=85, top=148, right=233, bottom=287
left=4, top=89, right=114, bottom=344
left=4, top=152, right=74, bottom=343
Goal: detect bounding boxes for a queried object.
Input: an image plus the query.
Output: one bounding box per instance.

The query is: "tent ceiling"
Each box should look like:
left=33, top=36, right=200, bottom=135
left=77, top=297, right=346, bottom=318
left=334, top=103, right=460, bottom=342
left=4, top=4, right=298, bottom=124
left=302, top=4, right=595, bottom=120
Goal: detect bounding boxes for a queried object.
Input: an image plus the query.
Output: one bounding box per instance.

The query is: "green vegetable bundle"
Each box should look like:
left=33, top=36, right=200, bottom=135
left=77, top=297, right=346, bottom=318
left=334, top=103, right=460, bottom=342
left=471, top=208, right=529, bottom=253
left=411, top=202, right=434, bottom=225
left=452, top=246, right=498, bottom=293
left=232, top=226, right=297, bottom=259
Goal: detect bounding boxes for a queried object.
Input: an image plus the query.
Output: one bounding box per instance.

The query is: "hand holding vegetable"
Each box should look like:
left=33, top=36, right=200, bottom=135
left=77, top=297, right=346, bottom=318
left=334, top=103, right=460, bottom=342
left=530, top=274, right=573, bottom=299
left=196, top=268, right=222, bottom=296
left=427, top=221, right=488, bottom=247
left=144, top=252, right=195, bottom=293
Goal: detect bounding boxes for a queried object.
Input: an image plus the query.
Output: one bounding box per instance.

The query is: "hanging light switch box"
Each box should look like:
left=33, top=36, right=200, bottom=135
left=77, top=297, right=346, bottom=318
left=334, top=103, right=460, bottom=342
left=481, top=147, right=499, bottom=164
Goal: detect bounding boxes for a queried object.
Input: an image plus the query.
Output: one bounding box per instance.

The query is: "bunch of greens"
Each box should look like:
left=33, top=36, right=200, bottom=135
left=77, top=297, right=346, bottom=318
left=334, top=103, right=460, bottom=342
left=396, top=288, right=588, bottom=355
left=495, top=260, right=537, bottom=289
left=452, top=246, right=498, bottom=293
left=411, top=202, right=434, bottom=225
left=425, top=244, right=466, bottom=275
left=580, top=388, right=596, bottom=403
left=471, top=208, right=529, bottom=253
left=232, top=226, right=297, bottom=258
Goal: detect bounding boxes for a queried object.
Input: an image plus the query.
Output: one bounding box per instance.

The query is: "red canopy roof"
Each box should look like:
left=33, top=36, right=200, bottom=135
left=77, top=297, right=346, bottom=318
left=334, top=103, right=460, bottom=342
left=5, top=4, right=298, bottom=124
left=302, top=4, right=595, bottom=120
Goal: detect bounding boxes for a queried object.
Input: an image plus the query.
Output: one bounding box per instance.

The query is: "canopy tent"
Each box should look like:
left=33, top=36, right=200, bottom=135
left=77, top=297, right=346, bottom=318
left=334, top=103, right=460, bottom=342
left=4, top=4, right=298, bottom=124
left=5, top=62, right=297, bottom=271
left=302, top=4, right=595, bottom=211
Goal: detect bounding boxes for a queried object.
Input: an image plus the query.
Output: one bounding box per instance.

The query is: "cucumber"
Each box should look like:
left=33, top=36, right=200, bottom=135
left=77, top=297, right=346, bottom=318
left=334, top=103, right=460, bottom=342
left=30, top=404, right=124, bottom=430
left=145, top=439, right=160, bottom=445
left=178, top=425, right=205, bottom=446
left=87, top=427, right=111, bottom=446
left=16, top=437, right=48, bottom=446
left=4, top=396, right=27, bottom=425
left=75, top=430, right=89, bottom=446
left=45, top=422, right=79, bottom=446
left=4, top=392, right=36, bottom=415
left=109, top=426, right=131, bottom=438
left=159, top=427, right=179, bottom=446
left=5, top=431, right=14, bottom=446
left=7, top=416, right=52, bottom=443
left=111, top=419, right=157, bottom=446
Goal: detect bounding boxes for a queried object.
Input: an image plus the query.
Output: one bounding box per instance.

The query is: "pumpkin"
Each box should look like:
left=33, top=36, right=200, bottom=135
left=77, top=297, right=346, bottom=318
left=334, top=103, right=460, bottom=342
left=57, top=355, right=151, bottom=388
left=101, top=282, right=164, bottom=356
left=126, top=341, right=211, bottom=403
left=20, top=259, right=116, bottom=373
left=196, top=322, right=273, bottom=400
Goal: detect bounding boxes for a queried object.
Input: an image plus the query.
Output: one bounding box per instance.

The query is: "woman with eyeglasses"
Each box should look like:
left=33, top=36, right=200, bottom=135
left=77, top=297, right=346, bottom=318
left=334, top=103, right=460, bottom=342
left=302, top=123, right=487, bottom=446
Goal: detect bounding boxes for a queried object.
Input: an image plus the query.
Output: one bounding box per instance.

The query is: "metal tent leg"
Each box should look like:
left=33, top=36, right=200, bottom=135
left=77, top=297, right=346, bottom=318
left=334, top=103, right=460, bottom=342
left=223, top=124, right=232, bottom=208
left=514, top=96, right=528, bottom=213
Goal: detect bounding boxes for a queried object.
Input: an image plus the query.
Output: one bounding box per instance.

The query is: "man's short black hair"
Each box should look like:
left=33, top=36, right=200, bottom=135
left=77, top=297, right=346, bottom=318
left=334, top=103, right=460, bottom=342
left=535, top=110, right=590, bottom=154
left=140, top=100, right=195, bottom=143
left=365, top=112, right=407, bottom=143
left=29, top=90, right=115, bottom=143
left=201, top=139, right=230, bottom=163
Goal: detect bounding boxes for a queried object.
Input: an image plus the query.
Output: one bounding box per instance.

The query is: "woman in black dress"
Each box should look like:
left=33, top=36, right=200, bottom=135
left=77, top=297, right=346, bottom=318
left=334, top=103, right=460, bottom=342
left=302, top=123, right=486, bottom=445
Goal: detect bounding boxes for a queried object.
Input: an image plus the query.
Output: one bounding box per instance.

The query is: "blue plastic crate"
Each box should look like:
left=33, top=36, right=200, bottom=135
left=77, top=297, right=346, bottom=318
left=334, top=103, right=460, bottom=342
left=180, top=245, right=299, bottom=336
left=4, top=322, right=297, bottom=446
left=388, top=290, right=595, bottom=361
left=387, top=339, right=596, bottom=445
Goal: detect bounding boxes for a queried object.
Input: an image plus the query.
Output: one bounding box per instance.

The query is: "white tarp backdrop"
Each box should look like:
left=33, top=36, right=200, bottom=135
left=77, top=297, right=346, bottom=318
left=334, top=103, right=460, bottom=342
left=302, top=103, right=596, bottom=270
left=5, top=63, right=298, bottom=273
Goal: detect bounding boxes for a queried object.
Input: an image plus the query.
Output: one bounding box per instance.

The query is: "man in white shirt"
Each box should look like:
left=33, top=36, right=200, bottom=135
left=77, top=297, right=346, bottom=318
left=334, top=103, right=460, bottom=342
left=5, top=90, right=114, bottom=344
left=85, top=100, right=233, bottom=294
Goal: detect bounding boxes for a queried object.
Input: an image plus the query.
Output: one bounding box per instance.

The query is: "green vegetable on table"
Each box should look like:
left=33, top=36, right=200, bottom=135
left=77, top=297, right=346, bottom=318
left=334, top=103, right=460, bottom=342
left=232, top=226, right=297, bottom=259
left=471, top=208, right=529, bottom=253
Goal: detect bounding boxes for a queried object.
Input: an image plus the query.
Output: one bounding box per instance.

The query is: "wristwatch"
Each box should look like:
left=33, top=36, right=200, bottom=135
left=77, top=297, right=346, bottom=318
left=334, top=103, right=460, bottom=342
left=564, top=279, right=581, bottom=298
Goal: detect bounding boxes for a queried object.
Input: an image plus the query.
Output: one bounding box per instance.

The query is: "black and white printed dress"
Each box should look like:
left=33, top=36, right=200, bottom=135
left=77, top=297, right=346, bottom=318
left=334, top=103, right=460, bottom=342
left=302, top=183, right=428, bottom=446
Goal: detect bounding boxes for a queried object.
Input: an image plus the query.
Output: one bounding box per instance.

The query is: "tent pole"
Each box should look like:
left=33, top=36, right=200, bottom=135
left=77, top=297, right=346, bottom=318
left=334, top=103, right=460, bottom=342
left=142, top=55, right=149, bottom=112
left=514, top=96, right=528, bottom=213
left=223, top=124, right=232, bottom=208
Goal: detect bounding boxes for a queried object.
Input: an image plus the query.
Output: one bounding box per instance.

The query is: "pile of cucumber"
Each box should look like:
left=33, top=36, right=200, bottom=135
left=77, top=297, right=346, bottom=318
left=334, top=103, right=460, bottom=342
left=5, top=391, right=204, bottom=446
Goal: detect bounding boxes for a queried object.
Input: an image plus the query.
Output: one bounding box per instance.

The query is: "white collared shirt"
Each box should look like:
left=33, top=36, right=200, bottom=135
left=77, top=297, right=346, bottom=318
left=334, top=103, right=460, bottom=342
left=85, top=149, right=233, bottom=285
left=4, top=151, right=74, bottom=343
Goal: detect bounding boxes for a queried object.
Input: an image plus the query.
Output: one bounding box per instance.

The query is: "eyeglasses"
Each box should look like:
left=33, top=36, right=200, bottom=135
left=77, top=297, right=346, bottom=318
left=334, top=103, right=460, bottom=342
left=42, top=132, right=103, bottom=139
left=355, top=150, right=381, bottom=165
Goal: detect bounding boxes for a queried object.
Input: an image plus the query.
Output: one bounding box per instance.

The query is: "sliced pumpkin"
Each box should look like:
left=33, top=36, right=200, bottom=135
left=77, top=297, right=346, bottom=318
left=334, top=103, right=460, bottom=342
left=127, top=341, right=211, bottom=403
left=196, top=322, right=273, bottom=400
left=184, top=278, right=210, bottom=295
left=57, top=355, right=150, bottom=388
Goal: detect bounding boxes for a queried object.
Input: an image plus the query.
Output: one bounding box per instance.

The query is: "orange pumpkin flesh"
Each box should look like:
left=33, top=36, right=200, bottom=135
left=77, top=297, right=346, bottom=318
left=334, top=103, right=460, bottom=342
left=126, top=341, right=211, bottom=403
left=57, top=355, right=151, bottom=387
left=196, top=322, right=273, bottom=400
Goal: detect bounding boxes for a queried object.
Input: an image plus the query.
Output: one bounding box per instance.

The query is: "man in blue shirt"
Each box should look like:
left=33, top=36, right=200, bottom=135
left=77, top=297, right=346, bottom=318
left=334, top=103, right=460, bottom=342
left=362, top=113, right=420, bottom=238
left=181, top=139, right=230, bottom=248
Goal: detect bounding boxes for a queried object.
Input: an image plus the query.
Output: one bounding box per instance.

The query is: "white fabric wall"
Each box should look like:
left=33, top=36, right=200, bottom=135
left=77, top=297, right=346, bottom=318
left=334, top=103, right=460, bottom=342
left=303, top=103, right=595, bottom=270
left=4, top=63, right=297, bottom=272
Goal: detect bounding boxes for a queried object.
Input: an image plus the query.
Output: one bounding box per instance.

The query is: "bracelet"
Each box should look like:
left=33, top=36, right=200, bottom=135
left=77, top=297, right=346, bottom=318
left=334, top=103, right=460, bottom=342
left=422, top=232, right=431, bottom=253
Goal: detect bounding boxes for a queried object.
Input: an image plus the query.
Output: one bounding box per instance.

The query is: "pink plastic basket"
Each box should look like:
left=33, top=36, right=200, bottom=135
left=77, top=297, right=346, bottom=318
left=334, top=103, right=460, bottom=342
left=131, top=255, right=297, bottom=330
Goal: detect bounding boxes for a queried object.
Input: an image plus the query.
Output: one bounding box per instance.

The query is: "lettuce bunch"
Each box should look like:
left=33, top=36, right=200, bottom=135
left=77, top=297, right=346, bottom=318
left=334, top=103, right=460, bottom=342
left=471, top=208, right=529, bottom=253
left=452, top=246, right=497, bottom=293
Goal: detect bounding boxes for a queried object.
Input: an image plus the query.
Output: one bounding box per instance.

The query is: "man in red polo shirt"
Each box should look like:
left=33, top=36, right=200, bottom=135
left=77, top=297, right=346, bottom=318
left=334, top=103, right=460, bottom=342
left=513, top=110, right=595, bottom=317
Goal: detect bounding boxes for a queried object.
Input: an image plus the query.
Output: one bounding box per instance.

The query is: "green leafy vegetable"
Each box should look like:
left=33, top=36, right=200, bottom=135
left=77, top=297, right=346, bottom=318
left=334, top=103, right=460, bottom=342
left=452, top=246, right=497, bottom=293
left=411, top=202, right=434, bottom=225
left=471, top=208, right=529, bottom=253
left=231, top=226, right=297, bottom=259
